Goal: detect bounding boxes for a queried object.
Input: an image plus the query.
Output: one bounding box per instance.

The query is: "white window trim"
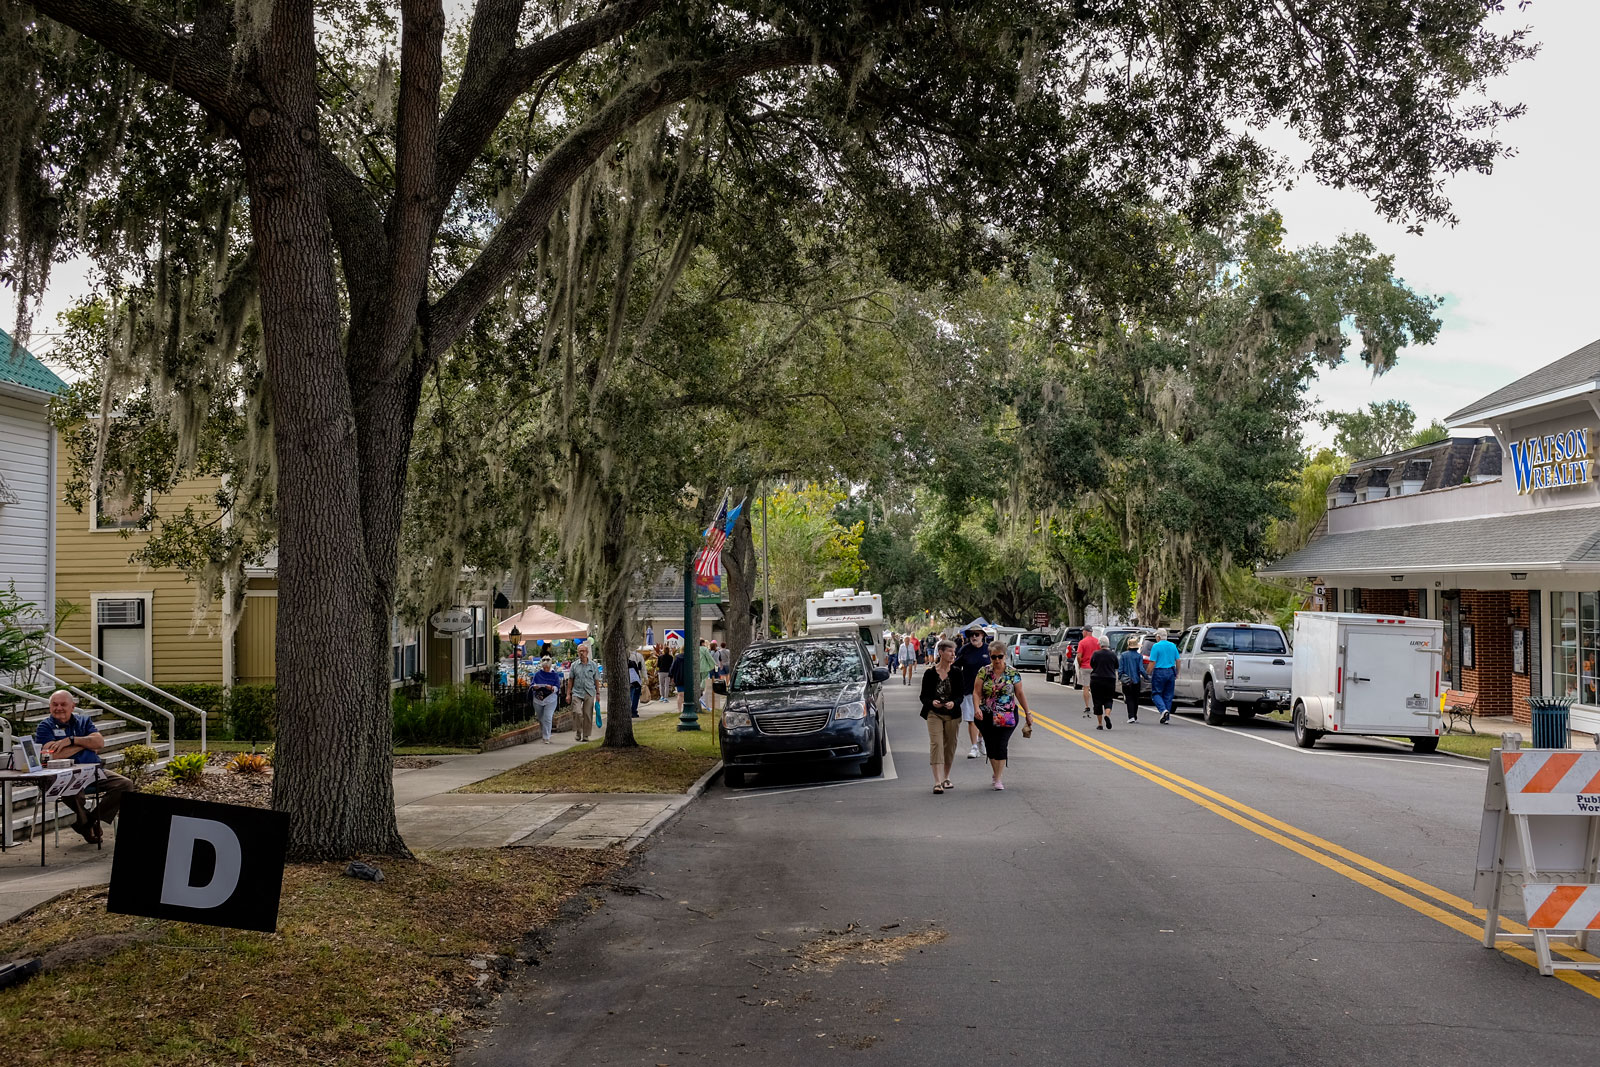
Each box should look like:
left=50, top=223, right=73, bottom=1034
left=89, top=590, right=155, bottom=686
left=391, top=619, right=421, bottom=688
left=88, top=487, right=153, bottom=532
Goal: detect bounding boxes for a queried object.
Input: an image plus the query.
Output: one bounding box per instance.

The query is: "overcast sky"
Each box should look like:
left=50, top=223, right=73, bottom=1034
left=6, top=3, right=1588, bottom=448
left=1281, top=1, right=1597, bottom=443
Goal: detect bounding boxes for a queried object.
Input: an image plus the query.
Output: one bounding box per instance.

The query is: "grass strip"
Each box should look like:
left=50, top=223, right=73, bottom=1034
left=0, top=848, right=622, bottom=1067
left=458, top=712, right=721, bottom=795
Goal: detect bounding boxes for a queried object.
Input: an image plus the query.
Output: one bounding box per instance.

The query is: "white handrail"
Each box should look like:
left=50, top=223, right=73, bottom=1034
left=39, top=633, right=205, bottom=750
left=27, top=642, right=177, bottom=755
left=1, top=675, right=157, bottom=747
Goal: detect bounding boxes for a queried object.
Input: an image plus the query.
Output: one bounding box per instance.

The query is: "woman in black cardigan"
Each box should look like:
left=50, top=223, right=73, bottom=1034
left=920, top=639, right=962, bottom=793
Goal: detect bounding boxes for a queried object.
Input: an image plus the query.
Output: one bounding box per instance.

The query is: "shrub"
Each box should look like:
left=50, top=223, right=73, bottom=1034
left=167, top=752, right=208, bottom=783
left=228, top=684, right=277, bottom=745
left=119, top=743, right=160, bottom=782
left=141, top=777, right=171, bottom=795
left=262, top=742, right=275, bottom=766
left=392, top=683, right=493, bottom=747
left=229, top=752, right=269, bottom=775
left=78, top=683, right=227, bottom=740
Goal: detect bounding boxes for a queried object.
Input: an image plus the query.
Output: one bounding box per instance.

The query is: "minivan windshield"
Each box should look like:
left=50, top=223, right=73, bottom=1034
left=733, top=642, right=863, bottom=690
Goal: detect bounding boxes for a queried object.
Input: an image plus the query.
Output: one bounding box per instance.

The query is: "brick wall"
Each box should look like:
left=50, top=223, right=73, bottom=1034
left=1358, top=588, right=1414, bottom=616
left=1459, top=590, right=1516, bottom=720
left=1509, top=590, right=1531, bottom=724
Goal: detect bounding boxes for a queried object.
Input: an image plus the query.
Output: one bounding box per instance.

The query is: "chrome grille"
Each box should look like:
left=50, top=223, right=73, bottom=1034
left=754, top=710, right=831, bottom=735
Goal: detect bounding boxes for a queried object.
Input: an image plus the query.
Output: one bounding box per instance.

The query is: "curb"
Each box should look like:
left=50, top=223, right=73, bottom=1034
left=620, top=761, right=722, bottom=852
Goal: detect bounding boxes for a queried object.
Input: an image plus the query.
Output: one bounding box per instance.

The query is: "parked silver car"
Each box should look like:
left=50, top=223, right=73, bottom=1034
left=1006, top=629, right=1053, bottom=671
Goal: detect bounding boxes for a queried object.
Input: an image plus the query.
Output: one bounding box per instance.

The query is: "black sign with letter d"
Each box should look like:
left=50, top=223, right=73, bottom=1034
left=108, top=793, right=290, bottom=932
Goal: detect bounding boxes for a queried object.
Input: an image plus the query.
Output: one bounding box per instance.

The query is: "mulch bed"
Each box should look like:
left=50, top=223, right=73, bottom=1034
left=155, top=769, right=272, bottom=808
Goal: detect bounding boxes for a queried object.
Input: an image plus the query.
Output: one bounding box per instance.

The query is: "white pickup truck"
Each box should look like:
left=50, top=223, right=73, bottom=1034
left=1173, top=622, right=1294, bottom=724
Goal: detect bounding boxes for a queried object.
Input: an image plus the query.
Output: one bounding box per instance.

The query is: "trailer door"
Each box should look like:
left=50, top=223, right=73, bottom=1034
left=1342, top=627, right=1430, bottom=732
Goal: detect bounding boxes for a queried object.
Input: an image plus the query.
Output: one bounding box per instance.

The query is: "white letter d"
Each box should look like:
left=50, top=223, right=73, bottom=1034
left=159, top=815, right=243, bottom=909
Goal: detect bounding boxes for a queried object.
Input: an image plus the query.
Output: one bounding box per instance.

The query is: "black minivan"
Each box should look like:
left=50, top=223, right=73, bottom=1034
left=719, top=637, right=890, bottom=788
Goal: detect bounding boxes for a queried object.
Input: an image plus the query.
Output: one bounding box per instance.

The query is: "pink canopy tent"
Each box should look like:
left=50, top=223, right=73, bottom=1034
left=495, top=604, right=590, bottom=641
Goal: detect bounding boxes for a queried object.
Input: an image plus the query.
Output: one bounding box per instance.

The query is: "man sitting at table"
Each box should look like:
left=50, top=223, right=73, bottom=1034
left=34, top=690, right=134, bottom=844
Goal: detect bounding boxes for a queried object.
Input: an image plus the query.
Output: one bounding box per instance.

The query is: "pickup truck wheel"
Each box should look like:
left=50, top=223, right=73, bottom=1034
left=724, top=768, right=746, bottom=789
left=1202, top=681, right=1227, bottom=724
left=1235, top=706, right=1258, bottom=721
left=1045, top=663, right=1056, bottom=683
left=1411, top=736, right=1440, bottom=754
left=1293, top=704, right=1321, bottom=749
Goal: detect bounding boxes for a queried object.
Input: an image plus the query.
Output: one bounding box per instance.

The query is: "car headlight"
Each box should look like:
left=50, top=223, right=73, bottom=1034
left=834, top=700, right=867, bottom=720
left=723, top=710, right=752, bottom=729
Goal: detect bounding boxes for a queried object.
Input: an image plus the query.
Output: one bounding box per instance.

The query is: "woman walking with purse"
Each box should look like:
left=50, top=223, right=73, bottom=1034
left=972, top=645, right=1035, bottom=790
left=920, top=639, right=963, bottom=794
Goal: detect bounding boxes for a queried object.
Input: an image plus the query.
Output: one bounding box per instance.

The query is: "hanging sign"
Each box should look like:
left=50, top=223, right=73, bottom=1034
left=430, top=607, right=473, bottom=634
left=1507, top=427, right=1592, bottom=495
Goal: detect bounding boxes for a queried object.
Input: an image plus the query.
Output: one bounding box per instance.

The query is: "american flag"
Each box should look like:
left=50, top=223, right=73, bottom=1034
left=694, top=495, right=730, bottom=579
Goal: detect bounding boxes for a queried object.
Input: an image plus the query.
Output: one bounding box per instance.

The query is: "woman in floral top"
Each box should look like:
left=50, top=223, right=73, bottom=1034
left=971, top=646, right=1035, bottom=790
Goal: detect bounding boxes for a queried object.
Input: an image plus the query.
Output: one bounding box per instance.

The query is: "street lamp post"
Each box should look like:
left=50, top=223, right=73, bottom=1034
left=509, top=626, right=522, bottom=705
left=679, top=548, right=700, bottom=731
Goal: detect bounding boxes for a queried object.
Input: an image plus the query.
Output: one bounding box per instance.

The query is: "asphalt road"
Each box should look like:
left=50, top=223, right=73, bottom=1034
left=461, top=670, right=1600, bottom=1066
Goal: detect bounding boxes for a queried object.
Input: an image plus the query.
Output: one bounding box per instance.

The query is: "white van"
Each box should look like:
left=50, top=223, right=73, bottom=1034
left=1290, top=612, right=1444, bottom=753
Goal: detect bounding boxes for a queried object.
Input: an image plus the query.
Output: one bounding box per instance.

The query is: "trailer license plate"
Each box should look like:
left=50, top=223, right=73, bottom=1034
left=1405, top=696, right=1426, bottom=710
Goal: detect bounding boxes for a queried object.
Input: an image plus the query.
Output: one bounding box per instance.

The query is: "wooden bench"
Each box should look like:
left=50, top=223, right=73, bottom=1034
left=1442, top=688, right=1478, bottom=735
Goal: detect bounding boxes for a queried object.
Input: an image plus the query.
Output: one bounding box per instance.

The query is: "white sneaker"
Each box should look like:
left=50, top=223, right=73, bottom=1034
left=967, top=744, right=980, bottom=759
left=978, top=738, right=987, bottom=757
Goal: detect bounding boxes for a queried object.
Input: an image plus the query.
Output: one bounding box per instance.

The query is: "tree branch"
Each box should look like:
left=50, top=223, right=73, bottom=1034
left=433, top=0, right=664, bottom=197
left=430, top=34, right=820, bottom=355
left=27, top=0, right=254, bottom=126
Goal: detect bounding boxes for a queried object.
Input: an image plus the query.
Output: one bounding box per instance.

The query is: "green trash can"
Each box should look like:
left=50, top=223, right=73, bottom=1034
left=1529, top=697, right=1573, bottom=748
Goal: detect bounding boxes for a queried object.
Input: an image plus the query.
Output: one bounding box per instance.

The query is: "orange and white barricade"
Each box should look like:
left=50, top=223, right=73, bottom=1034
left=1473, top=736, right=1600, bottom=976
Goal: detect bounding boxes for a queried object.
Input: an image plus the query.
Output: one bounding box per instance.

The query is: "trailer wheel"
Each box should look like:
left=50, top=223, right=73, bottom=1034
left=1293, top=704, right=1320, bottom=749
left=1410, top=736, right=1439, bottom=754
left=1202, top=680, right=1227, bottom=724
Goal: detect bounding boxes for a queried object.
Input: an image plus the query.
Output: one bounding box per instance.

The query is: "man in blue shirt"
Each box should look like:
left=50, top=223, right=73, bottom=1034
left=34, top=690, right=133, bottom=843
left=1147, top=628, right=1181, bottom=724
left=1117, top=640, right=1147, bottom=724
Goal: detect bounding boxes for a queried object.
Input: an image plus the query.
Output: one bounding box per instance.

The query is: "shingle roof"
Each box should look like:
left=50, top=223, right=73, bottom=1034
left=1448, top=337, right=1600, bottom=424
left=0, top=328, right=67, bottom=395
left=1260, top=506, right=1600, bottom=577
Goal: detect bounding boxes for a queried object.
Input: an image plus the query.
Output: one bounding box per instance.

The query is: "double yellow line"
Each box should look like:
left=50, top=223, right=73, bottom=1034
left=1030, top=711, right=1600, bottom=999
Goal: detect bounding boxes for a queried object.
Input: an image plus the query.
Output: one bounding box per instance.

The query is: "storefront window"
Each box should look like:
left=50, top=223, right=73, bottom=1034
left=1585, top=593, right=1600, bottom=705
left=1552, top=592, right=1581, bottom=701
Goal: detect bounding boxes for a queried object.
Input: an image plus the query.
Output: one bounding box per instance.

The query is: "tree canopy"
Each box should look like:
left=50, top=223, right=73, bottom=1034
left=2, top=0, right=1531, bottom=857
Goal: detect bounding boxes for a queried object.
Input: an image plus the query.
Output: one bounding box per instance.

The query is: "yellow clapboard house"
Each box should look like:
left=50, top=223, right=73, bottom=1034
left=50, top=443, right=278, bottom=688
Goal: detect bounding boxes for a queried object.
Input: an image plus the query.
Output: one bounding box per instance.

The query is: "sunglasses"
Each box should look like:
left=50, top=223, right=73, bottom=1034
left=989, top=653, right=1006, bottom=660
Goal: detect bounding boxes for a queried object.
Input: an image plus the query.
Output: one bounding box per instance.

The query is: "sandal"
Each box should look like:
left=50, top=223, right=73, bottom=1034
left=933, top=784, right=944, bottom=794
left=942, top=780, right=954, bottom=790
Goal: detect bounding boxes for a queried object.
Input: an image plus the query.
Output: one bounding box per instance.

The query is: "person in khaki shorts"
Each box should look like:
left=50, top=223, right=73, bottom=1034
left=565, top=643, right=602, bottom=741
left=920, top=640, right=963, bottom=794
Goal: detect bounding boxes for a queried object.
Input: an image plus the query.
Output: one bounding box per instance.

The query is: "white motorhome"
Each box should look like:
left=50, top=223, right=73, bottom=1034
left=805, top=589, right=885, bottom=663
left=1290, top=611, right=1444, bottom=753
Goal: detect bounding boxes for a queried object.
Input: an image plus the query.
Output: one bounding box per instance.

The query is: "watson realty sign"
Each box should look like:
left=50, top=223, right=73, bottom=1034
left=1508, top=427, right=1593, bottom=495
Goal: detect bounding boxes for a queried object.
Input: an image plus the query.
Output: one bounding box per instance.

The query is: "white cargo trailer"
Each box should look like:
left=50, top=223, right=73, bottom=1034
left=1290, top=612, right=1444, bottom=753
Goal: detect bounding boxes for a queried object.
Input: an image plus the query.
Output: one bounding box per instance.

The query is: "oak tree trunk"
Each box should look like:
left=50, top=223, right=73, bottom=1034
left=724, top=490, right=757, bottom=665
left=250, top=4, right=408, bottom=860
left=599, top=489, right=638, bottom=748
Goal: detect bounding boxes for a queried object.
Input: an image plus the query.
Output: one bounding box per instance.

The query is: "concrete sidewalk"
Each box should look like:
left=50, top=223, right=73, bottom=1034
left=0, top=698, right=717, bottom=924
